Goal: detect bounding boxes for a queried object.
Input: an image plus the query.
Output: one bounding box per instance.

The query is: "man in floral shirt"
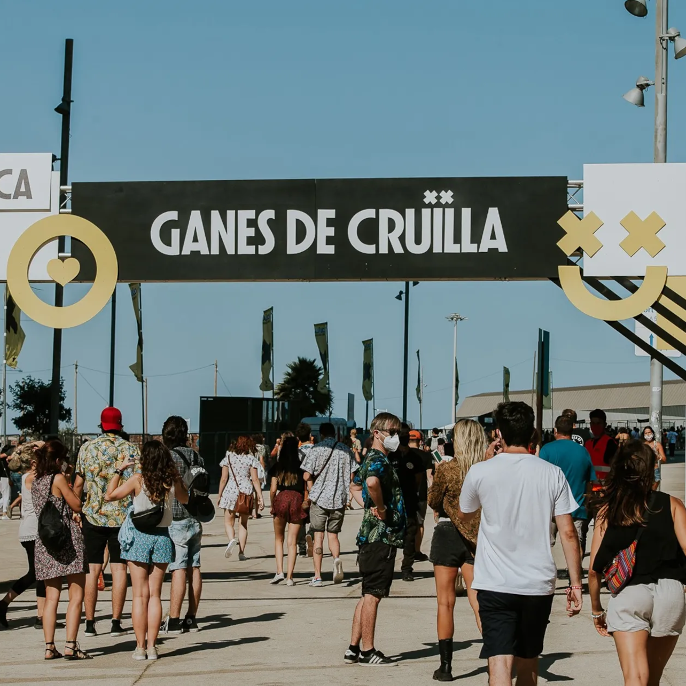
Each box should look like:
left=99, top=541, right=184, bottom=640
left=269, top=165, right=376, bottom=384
left=74, top=407, right=140, bottom=638
left=346, top=412, right=406, bottom=666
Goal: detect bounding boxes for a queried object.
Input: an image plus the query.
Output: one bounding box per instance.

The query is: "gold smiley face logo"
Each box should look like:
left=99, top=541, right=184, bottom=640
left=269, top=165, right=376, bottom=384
left=7, top=214, right=118, bottom=329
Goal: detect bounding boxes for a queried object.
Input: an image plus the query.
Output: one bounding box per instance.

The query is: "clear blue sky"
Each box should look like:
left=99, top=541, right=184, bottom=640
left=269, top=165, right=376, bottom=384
left=2, top=0, right=686, bottom=434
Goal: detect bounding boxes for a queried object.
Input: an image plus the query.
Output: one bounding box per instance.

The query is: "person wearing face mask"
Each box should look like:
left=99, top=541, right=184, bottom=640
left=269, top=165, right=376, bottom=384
left=301, top=422, right=358, bottom=587
left=345, top=412, right=407, bottom=666
left=642, top=426, right=667, bottom=491
left=585, top=409, right=618, bottom=485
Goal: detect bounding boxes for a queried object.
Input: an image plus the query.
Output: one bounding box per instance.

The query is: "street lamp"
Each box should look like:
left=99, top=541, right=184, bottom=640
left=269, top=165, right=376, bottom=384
left=621, top=0, right=685, bottom=449
left=446, top=313, right=467, bottom=425
left=396, top=282, right=419, bottom=423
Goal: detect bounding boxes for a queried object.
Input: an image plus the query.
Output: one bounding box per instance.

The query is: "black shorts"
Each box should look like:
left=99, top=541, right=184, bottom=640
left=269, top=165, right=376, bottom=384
left=82, top=519, right=122, bottom=565
left=477, top=590, right=554, bottom=660
left=430, top=520, right=470, bottom=568
left=358, top=542, right=397, bottom=599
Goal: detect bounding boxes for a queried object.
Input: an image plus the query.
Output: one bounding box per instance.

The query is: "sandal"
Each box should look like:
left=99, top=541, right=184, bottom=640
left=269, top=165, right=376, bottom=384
left=64, top=640, right=92, bottom=660
left=45, top=642, right=63, bottom=660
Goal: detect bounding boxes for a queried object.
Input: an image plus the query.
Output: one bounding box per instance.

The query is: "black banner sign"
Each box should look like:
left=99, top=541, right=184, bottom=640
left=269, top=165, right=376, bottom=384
left=71, top=177, right=568, bottom=282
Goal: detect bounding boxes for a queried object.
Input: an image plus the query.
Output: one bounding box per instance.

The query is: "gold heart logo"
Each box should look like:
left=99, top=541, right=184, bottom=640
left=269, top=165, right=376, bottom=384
left=47, top=257, right=81, bottom=286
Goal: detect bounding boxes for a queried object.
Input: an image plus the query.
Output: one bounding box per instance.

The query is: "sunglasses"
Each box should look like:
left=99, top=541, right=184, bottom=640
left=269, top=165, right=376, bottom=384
left=376, top=428, right=398, bottom=437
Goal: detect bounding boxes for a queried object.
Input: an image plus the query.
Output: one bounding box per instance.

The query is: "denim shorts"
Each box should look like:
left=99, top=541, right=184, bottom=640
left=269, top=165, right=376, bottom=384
left=121, top=527, right=174, bottom=565
left=168, top=518, right=203, bottom=571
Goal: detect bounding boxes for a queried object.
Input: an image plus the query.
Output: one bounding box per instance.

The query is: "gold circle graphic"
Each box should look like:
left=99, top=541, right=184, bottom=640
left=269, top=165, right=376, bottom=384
left=7, top=214, right=118, bottom=329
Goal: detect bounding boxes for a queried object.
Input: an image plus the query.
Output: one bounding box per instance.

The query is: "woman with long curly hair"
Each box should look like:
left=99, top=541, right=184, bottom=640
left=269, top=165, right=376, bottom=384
left=589, top=440, right=686, bottom=686
left=31, top=439, right=89, bottom=660
left=268, top=436, right=308, bottom=585
left=218, top=435, right=264, bottom=560
left=427, top=419, right=492, bottom=681
left=106, top=440, right=188, bottom=661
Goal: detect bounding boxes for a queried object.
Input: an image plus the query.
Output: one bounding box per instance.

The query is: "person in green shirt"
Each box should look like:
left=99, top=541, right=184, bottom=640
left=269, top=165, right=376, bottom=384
left=345, top=412, right=406, bottom=666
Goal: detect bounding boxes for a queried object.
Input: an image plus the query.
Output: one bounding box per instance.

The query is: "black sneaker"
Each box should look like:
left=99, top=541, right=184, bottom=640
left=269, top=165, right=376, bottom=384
left=298, top=546, right=308, bottom=557
left=0, top=603, right=7, bottom=629
left=359, top=649, right=396, bottom=666
left=558, top=569, right=570, bottom=580
left=84, top=620, right=97, bottom=637
left=110, top=619, right=126, bottom=637
left=160, top=616, right=185, bottom=635
left=184, top=616, right=199, bottom=633
left=344, top=647, right=360, bottom=664
left=34, top=617, right=43, bottom=630
left=402, top=571, right=415, bottom=582
left=414, top=552, right=429, bottom=563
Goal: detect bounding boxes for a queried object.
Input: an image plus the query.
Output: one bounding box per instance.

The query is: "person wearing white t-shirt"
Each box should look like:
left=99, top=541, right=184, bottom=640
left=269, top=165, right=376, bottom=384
left=458, top=402, right=583, bottom=686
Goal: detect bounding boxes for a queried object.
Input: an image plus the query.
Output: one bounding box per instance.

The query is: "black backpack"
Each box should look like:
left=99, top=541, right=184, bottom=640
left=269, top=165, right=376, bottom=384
left=173, top=449, right=215, bottom=523
left=37, top=474, right=71, bottom=555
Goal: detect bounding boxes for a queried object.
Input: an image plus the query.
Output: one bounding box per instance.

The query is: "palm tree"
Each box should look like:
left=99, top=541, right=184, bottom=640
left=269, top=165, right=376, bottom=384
left=276, top=357, right=333, bottom=417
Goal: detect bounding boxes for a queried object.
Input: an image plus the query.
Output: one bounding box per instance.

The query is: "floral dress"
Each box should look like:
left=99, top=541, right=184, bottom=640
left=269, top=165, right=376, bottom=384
left=32, top=474, right=87, bottom=580
left=219, top=452, right=259, bottom=511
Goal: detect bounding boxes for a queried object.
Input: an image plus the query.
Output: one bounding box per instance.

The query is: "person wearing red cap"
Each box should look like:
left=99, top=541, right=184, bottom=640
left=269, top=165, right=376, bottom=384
left=74, top=407, right=141, bottom=638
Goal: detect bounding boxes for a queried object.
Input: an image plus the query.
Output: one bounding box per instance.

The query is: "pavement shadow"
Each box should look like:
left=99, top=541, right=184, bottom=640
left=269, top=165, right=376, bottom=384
left=200, top=611, right=284, bottom=631
left=163, top=636, right=269, bottom=658
left=393, top=639, right=481, bottom=662
left=200, top=571, right=275, bottom=582
left=455, top=665, right=489, bottom=680
left=538, top=652, right=574, bottom=682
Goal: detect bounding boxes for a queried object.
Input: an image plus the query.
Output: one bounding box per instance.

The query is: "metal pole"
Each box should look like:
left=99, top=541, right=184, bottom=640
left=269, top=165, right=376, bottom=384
left=144, top=378, right=148, bottom=436
left=109, top=287, right=116, bottom=406
left=451, top=319, right=457, bottom=424
left=402, top=281, right=409, bottom=423
left=74, top=361, right=78, bottom=434
left=365, top=400, right=369, bottom=432
left=139, top=287, right=145, bottom=440
left=419, top=367, right=424, bottom=431
left=50, top=38, right=74, bottom=435
left=650, top=0, right=668, bottom=438
left=2, top=291, right=6, bottom=446
left=214, top=360, right=218, bottom=396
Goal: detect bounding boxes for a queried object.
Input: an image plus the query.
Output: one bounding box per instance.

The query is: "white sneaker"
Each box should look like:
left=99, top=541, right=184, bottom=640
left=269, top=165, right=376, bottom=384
left=224, top=539, right=239, bottom=558
left=333, top=558, right=344, bottom=584
left=270, top=573, right=285, bottom=585
left=286, top=578, right=295, bottom=587
left=132, top=647, right=147, bottom=661
left=309, top=577, right=322, bottom=587
left=0, top=514, right=9, bottom=521
left=146, top=646, right=159, bottom=661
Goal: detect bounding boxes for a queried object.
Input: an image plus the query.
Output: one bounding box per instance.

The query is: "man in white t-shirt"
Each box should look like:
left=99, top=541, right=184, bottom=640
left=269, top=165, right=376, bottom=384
left=459, top=402, right=583, bottom=686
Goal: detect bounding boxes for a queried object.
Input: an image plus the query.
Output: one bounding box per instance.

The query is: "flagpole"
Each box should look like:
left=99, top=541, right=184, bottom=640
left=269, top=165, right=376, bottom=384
left=74, top=361, right=78, bottom=435
left=109, top=287, right=116, bottom=406
left=420, top=367, right=424, bottom=432
left=144, top=378, right=148, bottom=436
left=214, top=360, right=218, bottom=396
left=2, top=290, right=6, bottom=446
left=140, top=286, right=145, bottom=440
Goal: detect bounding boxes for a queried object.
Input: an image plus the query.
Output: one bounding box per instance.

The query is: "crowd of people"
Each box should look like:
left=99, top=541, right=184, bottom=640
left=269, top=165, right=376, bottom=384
left=1, top=402, right=686, bottom=685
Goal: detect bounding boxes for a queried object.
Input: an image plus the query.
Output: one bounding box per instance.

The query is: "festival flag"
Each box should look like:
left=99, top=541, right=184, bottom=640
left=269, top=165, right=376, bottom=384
left=362, top=339, right=373, bottom=402
left=129, top=284, right=144, bottom=382
left=503, top=366, right=511, bottom=402
left=314, top=322, right=329, bottom=393
left=4, top=290, right=25, bottom=369
left=416, top=350, right=422, bottom=403
left=259, top=307, right=274, bottom=392
left=455, top=357, right=460, bottom=409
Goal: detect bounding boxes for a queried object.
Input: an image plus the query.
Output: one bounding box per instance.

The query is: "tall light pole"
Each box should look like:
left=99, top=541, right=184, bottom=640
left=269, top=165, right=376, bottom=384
left=396, top=282, right=419, bottom=423
left=623, top=0, right=686, bottom=439
left=446, top=314, right=467, bottom=424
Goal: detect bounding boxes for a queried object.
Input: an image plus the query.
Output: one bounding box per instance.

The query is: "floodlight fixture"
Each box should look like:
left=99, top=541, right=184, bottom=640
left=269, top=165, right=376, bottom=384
left=395, top=291, right=403, bottom=301
left=664, top=27, right=686, bottom=59
left=623, top=76, right=654, bottom=107
left=54, top=98, right=72, bottom=115
left=625, top=0, right=648, bottom=17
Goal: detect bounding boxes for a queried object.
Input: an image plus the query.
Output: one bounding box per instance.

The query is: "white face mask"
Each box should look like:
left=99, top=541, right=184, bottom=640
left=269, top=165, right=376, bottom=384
left=383, top=433, right=401, bottom=452
left=645, top=433, right=654, bottom=442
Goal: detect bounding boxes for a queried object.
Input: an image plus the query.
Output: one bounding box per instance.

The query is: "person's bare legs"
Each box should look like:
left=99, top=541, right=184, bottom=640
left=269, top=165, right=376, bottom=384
left=461, top=563, right=481, bottom=633
left=128, top=562, right=150, bottom=650
left=169, top=569, right=187, bottom=619
left=109, top=562, right=126, bottom=621
left=313, top=531, right=325, bottom=578
left=360, top=594, right=381, bottom=650
left=273, top=517, right=286, bottom=575
left=415, top=524, right=424, bottom=553
left=43, top=578, right=61, bottom=656
left=63, top=574, right=86, bottom=653
left=327, top=532, right=341, bottom=559
left=351, top=597, right=364, bottom=647
left=187, top=567, right=202, bottom=616
left=614, top=630, right=650, bottom=686
left=514, top=657, right=538, bottom=686
left=488, top=655, right=515, bottom=686
left=647, top=635, right=680, bottom=686
left=286, top=523, right=301, bottom=580
left=224, top=510, right=236, bottom=542
left=238, top=514, right=249, bottom=553
left=147, top=564, right=167, bottom=649
left=84, top=563, right=101, bottom=621
left=433, top=565, right=458, bottom=639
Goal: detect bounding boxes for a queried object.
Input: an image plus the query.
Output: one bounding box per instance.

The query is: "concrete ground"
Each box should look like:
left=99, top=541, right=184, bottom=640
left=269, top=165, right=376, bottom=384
left=1, top=460, right=685, bottom=685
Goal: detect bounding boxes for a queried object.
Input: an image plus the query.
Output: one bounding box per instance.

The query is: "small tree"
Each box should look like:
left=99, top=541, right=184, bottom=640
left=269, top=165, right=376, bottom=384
left=275, top=357, right=333, bottom=417
left=9, top=376, right=72, bottom=436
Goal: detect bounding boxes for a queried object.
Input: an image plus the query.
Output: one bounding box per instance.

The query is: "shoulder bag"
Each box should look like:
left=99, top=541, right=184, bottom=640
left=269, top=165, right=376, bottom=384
left=37, top=474, right=72, bottom=554
left=603, top=494, right=654, bottom=595
left=131, top=487, right=166, bottom=533
left=227, top=455, right=254, bottom=515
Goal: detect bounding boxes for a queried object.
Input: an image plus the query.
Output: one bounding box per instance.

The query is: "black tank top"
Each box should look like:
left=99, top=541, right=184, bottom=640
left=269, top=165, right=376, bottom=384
left=593, top=491, right=686, bottom=586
